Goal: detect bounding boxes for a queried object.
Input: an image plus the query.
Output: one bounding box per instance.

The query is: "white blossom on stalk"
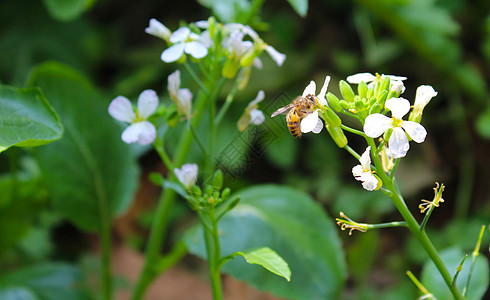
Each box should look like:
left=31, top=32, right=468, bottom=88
left=364, top=98, right=427, bottom=158
left=168, top=70, right=192, bottom=120
left=175, top=163, right=198, bottom=189
left=237, top=90, right=265, bottom=131
left=409, top=85, right=438, bottom=122
left=300, top=76, right=331, bottom=134
left=352, top=146, right=380, bottom=191
left=108, top=90, right=159, bottom=145
left=161, top=27, right=208, bottom=63
left=145, top=18, right=171, bottom=41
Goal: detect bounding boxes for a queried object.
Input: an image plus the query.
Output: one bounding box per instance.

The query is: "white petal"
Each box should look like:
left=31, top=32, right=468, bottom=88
left=136, top=121, right=157, bottom=145
left=175, top=163, right=198, bottom=188
left=312, top=119, right=323, bottom=134
left=352, top=165, right=364, bottom=179
left=167, top=70, right=181, bottom=96
left=385, top=98, right=411, bottom=119
left=169, top=27, right=190, bottom=43
left=361, top=174, right=379, bottom=191
left=300, top=110, right=319, bottom=133
left=161, top=43, right=185, bottom=63
left=363, top=114, right=392, bottom=138
left=414, top=85, right=437, bottom=108
left=199, top=30, right=213, bottom=48
left=242, top=25, right=260, bottom=41
left=177, top=88, right=193, bottom=117
left=402, top=121, right=427, bottom=143
left=194, top=20, right=209, bottom=29
left=302, top=81, right=316, bottom=97
left=184, top=41, right=208, bottom=59
left=264, top=45, right=286, bottom=67
left=250, top=109, right=265, bottom=125
left=359, top=146, right=372, bottom=171
left=121, top=121, right=156, bottom=145
left=318, top=76, right=330, bottom=103
left=145, top=18, right=171, bottom=41
left=389, top=127, right=409, bottom=158
left=252, top=57, right=263, bottom=69
left=391, top=80, right=405, bottom=95
left=248, top=90, right=265, bottom=107
left=108, top=96, right=135, bottom=123
left=346, top=73, right=376, bottom=84
left=383, top=74, right=407, bottom=81
left=137, top=90, right=158, bottom=119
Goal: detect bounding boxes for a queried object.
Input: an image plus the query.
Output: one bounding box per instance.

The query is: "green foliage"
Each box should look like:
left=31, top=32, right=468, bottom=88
left=185, top=185, right=346, bottom=300
left=42, top=0, right=94, bottom=22
left=476, top=106, right=490, bottom=139
left=285, top=0, right=308, bottom=17
left=0, top=86, right=63, bottom=153
left=26, top=62, right=139, bottom=232
left=0, top=263, right=86, bottom=300
left=421, top=247, right=489, bottom=300
left=233, top=247, right=291, bottom=281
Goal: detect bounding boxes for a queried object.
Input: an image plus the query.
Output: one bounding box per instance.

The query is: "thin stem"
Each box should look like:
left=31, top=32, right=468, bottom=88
left=344, top=145, right=361, bottom=160
left=463, top=225, right=486, bottom=297
left=406, top=271, right=431, bottom=295
left=189, top=125, right=207, bottom=156
left=419, top=204, right=435, bottom=232
left=214, top=78, right=240, bottom=127
left=200, top=209, right=224, bottom=300
left=389, top=158, right=400, bottom=180
left=340, top=124, right=367, bottom=138
left=340, top=110, right=363, bottom=121
left=184, top=61, right=209, bottom=95
left=374, top=138, right=387, bottom=155
left=366, top=137, right=463, bottom=300
left=154, top=241, right=188, bottom=274
left=365, top=221, right=407, bottom=229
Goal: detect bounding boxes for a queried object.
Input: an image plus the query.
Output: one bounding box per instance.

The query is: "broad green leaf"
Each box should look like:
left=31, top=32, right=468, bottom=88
left=26, top=62, right=139, bottom=232
left=285, top=0, right=308, bottom=17
left=185, top=185, right=346, bottom=299
left=0, top=263, right=85, bottom=300
left=42, top=0, right=94, bottom=22
left=0, top=85, right=63, bottom=153
left=233, top=247, right=291, bottom=281
left=421, top=247, right=489, bottom=300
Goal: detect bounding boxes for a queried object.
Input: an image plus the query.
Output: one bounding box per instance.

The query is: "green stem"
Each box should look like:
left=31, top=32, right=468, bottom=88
left=365, top=221, right=407, bottom=229
left=214, top=78, right=240, bottom=127
left=344, top=145, right=361, bottom=160
left=340, top=110, right=363, bottom=121
left=340, top=124, right=367, bottom=138
left=366, top=138, right=463, bottom=300
left=389, top=158, right=400, bottom=180
left=200, top=209, right=224, bottom=300
left=131, top=72, right=225, bottom=300
left=184, top=61, right=209, bottom=94
left=100, top=216, right=112, bottom=300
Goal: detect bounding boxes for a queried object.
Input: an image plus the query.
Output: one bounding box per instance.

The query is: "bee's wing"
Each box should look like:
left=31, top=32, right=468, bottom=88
left=271, top=103, right=299, bottom=117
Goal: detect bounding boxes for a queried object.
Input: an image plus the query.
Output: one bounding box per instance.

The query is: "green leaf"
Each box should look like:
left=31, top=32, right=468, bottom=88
left=0, top=263, right=85, bottom=300
left=42, top=0, right=93, bottom=22
left=233, top=247, right=291, bottom=281
left=476, top=106, right=490, bottom=139
left=421, top=247, right=489, bottom=300
left=0, top=85, right=63, bottom=153
left=185, top=184, right=346, bottom=299
left=285, top=0, right=308, bottom=17
left=26, top=62, right=139, bottom=232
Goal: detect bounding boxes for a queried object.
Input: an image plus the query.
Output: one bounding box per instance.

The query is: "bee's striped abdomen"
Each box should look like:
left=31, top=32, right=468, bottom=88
left=287, top=112, right=302, bottom=138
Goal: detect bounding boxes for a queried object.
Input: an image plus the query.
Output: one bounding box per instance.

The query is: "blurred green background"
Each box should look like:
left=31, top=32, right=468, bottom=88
left=0, top=0, right=488, bottom=299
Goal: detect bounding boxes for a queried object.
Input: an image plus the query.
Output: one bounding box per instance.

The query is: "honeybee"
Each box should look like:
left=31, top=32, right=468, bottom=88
left=271, top=95, right=317, bottom=138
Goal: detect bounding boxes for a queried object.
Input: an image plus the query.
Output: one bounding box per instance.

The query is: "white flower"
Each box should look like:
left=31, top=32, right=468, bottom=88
left=352, top=147, right=380, bottom=191
left=364, top=98, right=427, bottom=158
left=264, top=45, right=286, bottom=66
left=161, top=27, right=208, bottom=63
left=145, top=18, right=171, bottom=41
left=175, top=163, right=198, bottom=189
left=300, top=76, right=331, bottom=134
left=168, top=70, right=192, bottom=119
left=108, top=90, right=158, bottom=145
left=414, top=85, right=437, bottom=113
left=347, top=72, right=407, bottom=84
left=237, top=90, right=265, bottom=131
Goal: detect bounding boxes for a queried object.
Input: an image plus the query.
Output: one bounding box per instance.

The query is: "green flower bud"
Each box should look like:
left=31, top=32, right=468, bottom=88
left=367, top=87, right=374, bottom=99
left=240, top=47, right=261, bottom=67
left=222, top=58, right=239, bottom=78
left=191, top=185, right=202, bottom=198
left=339, top=80, right=356, bottom=102
left=212, top=170, right=223, bottom=189
left=323, top=107, right=342, bottom=127
left=339, top=100, right=350, bottom=110
left=326, top=125, right=348, bottom=148
left=377, top=90, right=388, bottom=105
left=204, top=185, right=213, bottom=197
left=221, top=187, right=231, bottom=200
left=380, top=77, right=391, bottom=94
left=354, top=99, right=364, bottom=111
left=369, top=103, right=382, bottom=114
left=208, top=17, right=217, bottom=40
left=225, top=196, right=240, bottom=212
left=327, top=92, right=342, bottom=112
left=358, top=81, right=368, bottom=98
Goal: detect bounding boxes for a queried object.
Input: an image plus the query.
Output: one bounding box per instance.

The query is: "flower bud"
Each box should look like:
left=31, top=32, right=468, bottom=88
left=354, top=99, right=364, bottom=111
left=327, top=92, right=342, bottom=112
left=221, top=187, right=231, bottom=200
left=222, top=58, right=239, bottom=78
left=339, top=80, right=356, bottom=102
left=380, top=77, right=391, bottom=94
left=369, top=103, right=382, bottom=114
left=408, top=85, right=437, bottom=123
left=212, top=169, right=223, bottom=189
left=358, top=81, right=368, bottom=98
left=326, top=125, right=348, bottom=148
left=237, top=67, right=251, bottom=90
left=191, top=185, right=202, bottom=198
left=373, top=174, right=383, bottom=190
left=339, top=100, right=350, bottom=110
left=377, top=90, right=388, bottom=105
left=323, top=107, right=342, bottom=127
left=240, top=47, right=261, bottom=67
